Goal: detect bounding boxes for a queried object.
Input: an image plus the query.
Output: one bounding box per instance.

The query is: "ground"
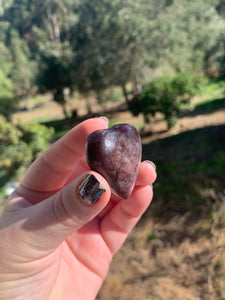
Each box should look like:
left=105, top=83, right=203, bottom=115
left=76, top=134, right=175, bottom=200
left=97, top=112, right=225, bottom=300
left=6, top=94, right=225, bottom=299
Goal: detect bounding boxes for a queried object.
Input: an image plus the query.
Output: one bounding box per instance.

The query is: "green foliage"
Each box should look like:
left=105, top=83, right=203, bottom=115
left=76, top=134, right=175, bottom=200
left=9, top=30, right=38, bottom=98
left=0, top=69, right=19, bottom=119
left=17, top=122, right=55, bottom=159
left=0, top=0, right=225, bottom=110
left=0, top=97, right=19, bottom=120
left=202, top=78, right=225, bottom=99
left=97, top=88, right=122, bottom=104
left=69, top=0, right=153, bottom=92
left=0, top=115, right=31, bottom=177
left=129, top=73, right=207, bottom=129
left=0, top=115, right=54, bottom=183
left=147, top=231, right=155, bottom=241
left=37, top=53, right=75, bottom=117
left=0, top=69, right=14, bottom=98
left=0, top=41, right=12, bottom=76
left=171, top=72, right=208, bottom=97
left=156, top=0, right=225, bottom=74
left=108, top=119, right=120, bottom=128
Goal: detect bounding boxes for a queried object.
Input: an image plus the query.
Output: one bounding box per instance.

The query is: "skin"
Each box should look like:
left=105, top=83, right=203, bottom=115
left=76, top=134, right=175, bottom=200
left=0, top=118, right=157, bottom=300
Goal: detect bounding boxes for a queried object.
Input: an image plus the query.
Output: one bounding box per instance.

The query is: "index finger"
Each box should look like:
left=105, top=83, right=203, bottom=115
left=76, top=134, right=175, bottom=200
left=18, top=118, right=108, bottom=202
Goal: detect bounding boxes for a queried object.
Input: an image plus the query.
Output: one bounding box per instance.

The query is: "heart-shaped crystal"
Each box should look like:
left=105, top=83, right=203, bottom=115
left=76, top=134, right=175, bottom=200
left=86, top=124, right=142, bottom=199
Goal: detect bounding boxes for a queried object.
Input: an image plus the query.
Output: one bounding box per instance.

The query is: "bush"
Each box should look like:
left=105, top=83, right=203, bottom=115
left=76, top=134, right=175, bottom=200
left=0, top=69, right=19, bottom=119
left=129, top=73, right=207, bottom=129
left=171, top=72, right=207, bottom=99
left=17, top=122, right=55, bottom=159
left=0, top=115, right=54, bottom=184
left=0, top=115, right=32, bottom=178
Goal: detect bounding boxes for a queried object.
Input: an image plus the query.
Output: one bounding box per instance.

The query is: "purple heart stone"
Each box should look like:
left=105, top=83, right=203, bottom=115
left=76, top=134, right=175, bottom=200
left=85, top=124, right=142, bottom=199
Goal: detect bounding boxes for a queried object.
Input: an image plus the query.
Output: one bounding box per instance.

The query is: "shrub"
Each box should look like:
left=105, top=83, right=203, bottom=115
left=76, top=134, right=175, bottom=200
left=17, top=122, right=55, bottom=159
left=0, top=115, right=31, bottom=178
left=0, top=115, right=54, bottom=184
left=0, top=69, right=19, bottom=119
left=129, top=73, right=207, bottom=129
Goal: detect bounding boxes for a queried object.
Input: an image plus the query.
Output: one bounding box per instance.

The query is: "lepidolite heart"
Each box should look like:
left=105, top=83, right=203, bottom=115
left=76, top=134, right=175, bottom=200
left=85, top=124, right=142, bottom=199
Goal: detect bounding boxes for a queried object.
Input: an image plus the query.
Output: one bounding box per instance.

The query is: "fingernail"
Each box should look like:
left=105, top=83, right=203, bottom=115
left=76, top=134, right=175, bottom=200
left=79, top=174, right=106, bottom=205
left=145, top=160, right=156, bottom=170
left=99, top=116, right=109, bottom=124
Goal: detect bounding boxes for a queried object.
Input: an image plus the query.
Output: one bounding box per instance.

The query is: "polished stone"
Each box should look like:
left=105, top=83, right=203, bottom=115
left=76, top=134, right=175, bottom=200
left=86, top=124, right=142, bottom=199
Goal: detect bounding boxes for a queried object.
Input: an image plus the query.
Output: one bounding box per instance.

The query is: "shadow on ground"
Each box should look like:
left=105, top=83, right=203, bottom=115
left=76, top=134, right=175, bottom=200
left=142, top=124, right=225, bottom=219
left=181, top=97, right=225, bottom=118
left=98, top=124, right=225, bottom=300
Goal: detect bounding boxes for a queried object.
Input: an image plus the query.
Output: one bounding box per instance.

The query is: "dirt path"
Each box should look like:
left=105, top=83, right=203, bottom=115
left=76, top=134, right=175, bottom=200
left=13, top=96, right=225, bottom=141
left=142, top=109, right=225, bottom=143
left=111, top=108, right=225, bottom=145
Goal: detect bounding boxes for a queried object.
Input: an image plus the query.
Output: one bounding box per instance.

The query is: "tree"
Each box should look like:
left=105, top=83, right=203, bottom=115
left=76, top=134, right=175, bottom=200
left=0, top=114, right=54, bottom=182
left=9, top=30, right=37, bottom=101
left=129, top=73, right=207, bottom=129
left=37, top=48, right=75, bottom=118
left=215, top=0, right=225, bottom=16
left=0, top=69, right=18, bottom=119
left=0, top=114, right=32, bottom=178
left=0, top=2, right=38, bottom=109
left=30, top=0, right=79, bottom=117
left=153, top=0, right=225, bottom=75
left=68, top=0, right=168, bottom=104
left=1, top=0, right=225, bottom=116
left=1, top=0, right=76, bottom=115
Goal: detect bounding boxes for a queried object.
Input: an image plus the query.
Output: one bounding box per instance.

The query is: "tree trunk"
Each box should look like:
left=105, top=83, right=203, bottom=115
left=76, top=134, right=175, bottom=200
left=121, top=84, right=129, bottom=104
left=25, top=97, right=33, bottom=111
left=132, top=78, right=142, bottom=98
left=62, top=103, right=70, bottom=119
left=85, top=96, right=93, bottom=114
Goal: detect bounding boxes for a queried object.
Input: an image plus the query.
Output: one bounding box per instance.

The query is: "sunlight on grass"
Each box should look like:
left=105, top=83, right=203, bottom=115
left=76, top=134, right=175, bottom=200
left=198, top=79, right=225, bottom=102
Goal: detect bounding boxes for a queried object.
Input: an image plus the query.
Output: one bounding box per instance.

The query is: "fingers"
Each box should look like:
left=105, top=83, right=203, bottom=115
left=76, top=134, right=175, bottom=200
left=136, top=160, right=157, bottom=186
left=17, top=118, right=108, bottom=204
left=10, top=172, right=111, bottom=256
left=100, top=184, right=153, bottom=254
left=64, top=156, right=90, bottom=186
left=95, top=160, right=157, bottom=219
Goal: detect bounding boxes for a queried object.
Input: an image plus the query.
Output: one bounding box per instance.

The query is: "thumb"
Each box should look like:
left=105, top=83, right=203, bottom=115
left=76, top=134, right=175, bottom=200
left=18, top=172, right=111, bottom=254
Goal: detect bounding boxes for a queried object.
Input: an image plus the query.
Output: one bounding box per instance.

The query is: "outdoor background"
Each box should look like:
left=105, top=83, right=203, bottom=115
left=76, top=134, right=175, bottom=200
left=0, top=1, right=225, bottom=299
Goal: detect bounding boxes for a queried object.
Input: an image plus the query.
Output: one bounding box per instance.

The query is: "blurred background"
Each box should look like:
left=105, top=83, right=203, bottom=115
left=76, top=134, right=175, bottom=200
left=0, top=0, right=225, bottom=299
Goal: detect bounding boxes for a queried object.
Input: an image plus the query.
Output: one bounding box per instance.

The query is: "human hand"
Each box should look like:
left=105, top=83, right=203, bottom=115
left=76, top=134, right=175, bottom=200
left=0, top=118, right=157, bottom=300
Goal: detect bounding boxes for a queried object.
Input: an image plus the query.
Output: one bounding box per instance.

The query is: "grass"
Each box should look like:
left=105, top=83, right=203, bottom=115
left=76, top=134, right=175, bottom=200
left=0, top=185, right=7, bottom=206
left=142, top=124, right=225, bottom=218
left=202, top=77, right=225, bottom=100
left=108, top=119, right=120, bottom=127
left=53, top=129, right=69, bottom=140
left=193, top=97, right=225, bottom=113
left=192, top=77, right=225, bottom=107
left=19, top=93, right=51, bottom=110
left=98, top=123, right=225, bottom=299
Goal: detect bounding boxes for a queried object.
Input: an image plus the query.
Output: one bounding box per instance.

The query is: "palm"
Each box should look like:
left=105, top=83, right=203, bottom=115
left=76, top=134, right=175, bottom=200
left=18, top=217, right=111, bottom=300
left=48, top=192, right=127, bottom=300
left=49, top=219, right=112, bottom=299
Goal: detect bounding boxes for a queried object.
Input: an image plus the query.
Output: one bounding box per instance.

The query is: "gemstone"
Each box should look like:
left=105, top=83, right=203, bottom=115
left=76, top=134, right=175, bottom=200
left=86, top=124, right=142, bottom=199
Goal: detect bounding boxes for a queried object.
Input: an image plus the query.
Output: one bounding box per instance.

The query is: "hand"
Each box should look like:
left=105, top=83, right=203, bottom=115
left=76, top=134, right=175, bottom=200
left=0, top=118, right=157, bottom=300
